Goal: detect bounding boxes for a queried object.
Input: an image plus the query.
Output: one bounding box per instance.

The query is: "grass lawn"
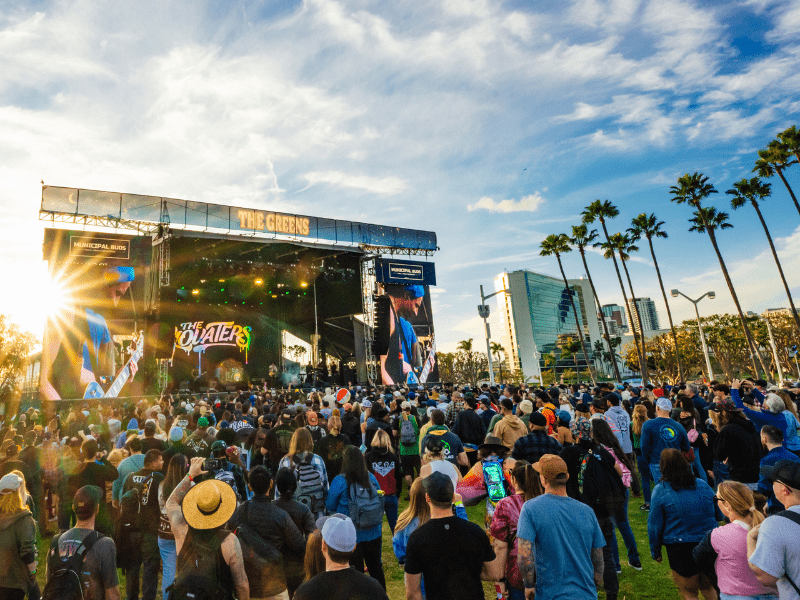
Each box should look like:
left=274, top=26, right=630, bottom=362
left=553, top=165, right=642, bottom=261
left=35, top=492, right=683, bottom=599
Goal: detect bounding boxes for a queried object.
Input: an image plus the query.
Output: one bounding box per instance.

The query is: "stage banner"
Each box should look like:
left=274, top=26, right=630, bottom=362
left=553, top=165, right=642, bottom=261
left=374, top=258, right=436, bottom=286
left=378, top=283, right=438, bottom=386
left=40, top=230, right=151, bottom=402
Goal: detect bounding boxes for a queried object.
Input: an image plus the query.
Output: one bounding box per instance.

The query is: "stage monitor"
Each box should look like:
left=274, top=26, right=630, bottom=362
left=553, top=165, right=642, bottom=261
left=39, top=229, right=151, bottom=402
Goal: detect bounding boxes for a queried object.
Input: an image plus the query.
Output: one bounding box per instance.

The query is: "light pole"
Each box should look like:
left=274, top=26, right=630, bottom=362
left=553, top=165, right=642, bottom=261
left=478, top=285, right=511, bottom=385
left=763, top=316, right=784, bottom=386
left=672, top=289, right=715, bottom=382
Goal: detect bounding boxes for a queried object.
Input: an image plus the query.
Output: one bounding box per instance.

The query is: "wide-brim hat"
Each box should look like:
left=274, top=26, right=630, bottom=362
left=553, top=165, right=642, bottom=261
left=478, top=436, right=509, bottom=454
left=182, top=479, right=237, bottom=530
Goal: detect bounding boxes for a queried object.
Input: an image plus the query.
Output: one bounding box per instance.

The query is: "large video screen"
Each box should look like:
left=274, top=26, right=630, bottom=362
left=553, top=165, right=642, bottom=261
left=378, top=283, right=439, bottom=385
left=40, top=230, right=151, bottom=402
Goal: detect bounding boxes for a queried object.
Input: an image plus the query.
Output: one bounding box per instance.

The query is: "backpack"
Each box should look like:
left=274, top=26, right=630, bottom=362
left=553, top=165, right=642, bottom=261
left=293, top=454, right=325, bottom=514
left=482, top=458, right=507, bottom=505
left=215, top=468, right=241, bottom=501
left=578, top=447, right=625, bottom=506
left=168, top=532, right=229, bottom=600
left=118, top=485, right=141, bottom=530
left=43, top=530, right=103, bottom=600
left=400, top=415, right=417, bottom=447
left=348, top=480, right=385, bottom=530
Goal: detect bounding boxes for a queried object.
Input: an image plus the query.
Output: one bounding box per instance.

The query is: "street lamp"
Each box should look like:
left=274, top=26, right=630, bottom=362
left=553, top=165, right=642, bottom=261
left=671, top=289, right=715, bottom=382
left=478, top=285, right=511, bottom=385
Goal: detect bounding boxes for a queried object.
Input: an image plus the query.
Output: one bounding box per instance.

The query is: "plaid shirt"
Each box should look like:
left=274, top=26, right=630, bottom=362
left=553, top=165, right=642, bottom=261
left=445, top=399, right=465, bottom=427
left=510, top=430, right=563, bottom=464
left=277, top=451, right=330, bottom=496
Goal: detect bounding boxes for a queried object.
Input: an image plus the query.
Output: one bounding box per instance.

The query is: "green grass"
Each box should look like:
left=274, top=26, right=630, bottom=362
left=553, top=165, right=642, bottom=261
left=35, top=491, right=683, bottom=599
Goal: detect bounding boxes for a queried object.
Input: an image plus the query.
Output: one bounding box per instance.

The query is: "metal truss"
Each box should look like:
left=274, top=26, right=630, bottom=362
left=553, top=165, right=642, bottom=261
left=39, top=210, right=162, bottom=234
left=361, top=256, right=378, bottom=385
left=359, top=244, right=437, bottom=257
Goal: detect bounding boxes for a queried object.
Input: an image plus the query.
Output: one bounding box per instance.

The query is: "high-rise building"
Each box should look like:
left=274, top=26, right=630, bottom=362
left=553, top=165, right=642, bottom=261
left=496, top=270, right=592, bottom=382
left=567, top=277, right=604, bottom=350
left=602, top=304, right=627, bottom=333
left=626, top=297, right=660, bottom=334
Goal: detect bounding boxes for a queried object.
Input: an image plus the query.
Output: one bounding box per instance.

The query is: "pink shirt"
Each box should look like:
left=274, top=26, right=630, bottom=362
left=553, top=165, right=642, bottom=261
left=711, top=521, right=779, bottom=597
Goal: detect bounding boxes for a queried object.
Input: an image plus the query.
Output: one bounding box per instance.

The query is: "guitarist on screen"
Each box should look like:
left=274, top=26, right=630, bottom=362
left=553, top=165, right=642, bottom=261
left=380, top=284, right=424, bottom=385
left=41, top=266, right=138, bottom=401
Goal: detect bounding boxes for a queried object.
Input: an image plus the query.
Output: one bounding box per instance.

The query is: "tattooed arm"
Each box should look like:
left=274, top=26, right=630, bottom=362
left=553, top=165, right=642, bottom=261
left=591, top=547, right=604, bottom=589
left=517, top=538, right=536, bottom=600
left=167, top=456, right=206, bottom=554
left=221, top=534, right=250, bottom=600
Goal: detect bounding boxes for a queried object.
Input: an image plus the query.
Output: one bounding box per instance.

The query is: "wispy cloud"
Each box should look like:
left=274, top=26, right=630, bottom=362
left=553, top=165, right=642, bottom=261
left=468, top=192, right=545, bottom=213
left=299, top=171, right=408, bottom=195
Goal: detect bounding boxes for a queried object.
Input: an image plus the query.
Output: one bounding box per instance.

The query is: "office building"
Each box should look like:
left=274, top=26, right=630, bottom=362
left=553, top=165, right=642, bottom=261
left=495, top=270, right=592, bottom=382
left=626, top=297, right=660, bottom=334
left=602, top=304, right=627, bottom=333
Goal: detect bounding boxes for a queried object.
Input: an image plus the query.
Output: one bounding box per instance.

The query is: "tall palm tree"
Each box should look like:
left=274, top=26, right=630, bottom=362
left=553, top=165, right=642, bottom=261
left=672, top=172, right=767, bottom=376
left=490, top=341, right=506, bottom=384
left=582, top=200, right=649, bottom=383
left=539, top=233, right=597, bottom=385
left=727, top=177, right=800, bottom=332
left=628, top=213, right=685, bottom=382
left=753, top=141, right=800, bottom=217
left=570, top=224, right=623, bottom=382
left=598, top=233, right=650, bottom=383
left=778, top=125, right=800, bottom=164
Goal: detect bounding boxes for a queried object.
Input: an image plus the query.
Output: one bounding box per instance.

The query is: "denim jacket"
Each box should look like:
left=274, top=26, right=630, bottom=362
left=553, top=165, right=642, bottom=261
left=647, top=479, right=717, bottom=558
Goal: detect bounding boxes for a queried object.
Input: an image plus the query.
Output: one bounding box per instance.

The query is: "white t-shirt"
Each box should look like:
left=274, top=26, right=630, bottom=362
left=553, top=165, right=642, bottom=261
left=749, top=505, right=800, bottom=599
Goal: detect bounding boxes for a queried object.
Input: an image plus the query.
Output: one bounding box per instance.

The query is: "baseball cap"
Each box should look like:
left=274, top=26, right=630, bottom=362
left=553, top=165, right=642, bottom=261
left=73, top=485, right=103, bottom=520
left=280, top=410, right=293, bottom=422
left=361, top=399, right=372, bottom=409
left=533, top=454, right=569, bottom=483
left=321, top=515, right=357, bottom=553
left=401, top=401, right=412, bottom=410
left=197, top=417, right=209, bottom=428
left=423, top=471, right=454, bottom=504
left=656, top=398, right=673, bottom=412
left=408, top=391, right=416, bottom=400
left=169, top=426, right=183, bottom=442
left=760, top=459, right=800, bottom=490
left=0, top=472, right=23, bottom=494
left=570, top=416, right=592, bottom=441
left=710, top=398, right=742, bottom=413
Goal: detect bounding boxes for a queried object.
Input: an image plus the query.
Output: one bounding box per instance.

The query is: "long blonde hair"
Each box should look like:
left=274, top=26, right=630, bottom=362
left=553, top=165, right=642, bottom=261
left=717, top=480, right=765, bottom=528
left=288, top=427, right=314, bottom=460
left=631, top=404, right=649, bottom=436
left=778, top=391, right=798, bottom=420
left=327, top=415, right=342, bottom=436
left=395, top=478, right=430, bottom=533
left=371, top=429, right=391, bottom=451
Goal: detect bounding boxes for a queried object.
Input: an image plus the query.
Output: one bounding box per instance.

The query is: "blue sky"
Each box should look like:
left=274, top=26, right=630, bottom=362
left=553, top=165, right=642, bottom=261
left=0, top=0, right=799, bottom=352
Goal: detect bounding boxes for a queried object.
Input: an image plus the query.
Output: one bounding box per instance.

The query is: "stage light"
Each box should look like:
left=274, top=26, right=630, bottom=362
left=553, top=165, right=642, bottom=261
left=255, top=279, right=263, bottom=285
left=285, top=291, right=290, bottom=295
left=272, top=294, right=278, bottom=298
left=219, top=279, right=225, bottom=282
left=220, top=288, right=225, bottom=292
left=192, top=289, right=199, bottom=295
left=301, top=282, right=308, bottom=288
left=200, top=279, right=206, bottom=283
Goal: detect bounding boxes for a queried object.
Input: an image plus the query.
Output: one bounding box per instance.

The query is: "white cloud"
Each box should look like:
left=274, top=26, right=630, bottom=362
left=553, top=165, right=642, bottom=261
left=468, top=192, right=545, bottom=213
left=299, top=171, right=408, bottom=195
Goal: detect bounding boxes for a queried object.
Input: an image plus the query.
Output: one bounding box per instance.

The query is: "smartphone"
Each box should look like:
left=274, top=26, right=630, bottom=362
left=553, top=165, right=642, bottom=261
left=203, top=458, right=221, bottom=471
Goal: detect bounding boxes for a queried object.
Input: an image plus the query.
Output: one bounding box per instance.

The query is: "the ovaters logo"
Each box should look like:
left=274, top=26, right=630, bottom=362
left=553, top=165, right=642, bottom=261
left=175, top=321, right=252, bottom=363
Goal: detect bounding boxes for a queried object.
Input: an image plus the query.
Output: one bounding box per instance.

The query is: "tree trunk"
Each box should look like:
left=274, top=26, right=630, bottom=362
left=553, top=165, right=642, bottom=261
left=776, top=166, right=800, bottom=217
left=600, top=220, right=648, bottom=383
left=647, top=237, right=685, bottom=381
left=619, top=254, right=651, bottom=383
left=752, top=201, right=800, bottom=333
left=705, top=226, right=768, bottom=377
left=579, top=247, right=623, bottom=382
left=556, top=254, right=597, bottom=386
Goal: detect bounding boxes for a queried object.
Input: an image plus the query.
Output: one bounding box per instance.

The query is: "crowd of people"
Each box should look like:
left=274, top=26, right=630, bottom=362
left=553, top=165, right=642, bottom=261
left=1, top=377, right=800, bottom=600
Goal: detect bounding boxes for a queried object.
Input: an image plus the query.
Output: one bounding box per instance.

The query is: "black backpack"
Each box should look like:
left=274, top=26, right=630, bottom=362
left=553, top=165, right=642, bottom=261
left=43, top=530, right=103, bottom=600
left=168, top=531, right=231, bottom=600
left=578, top=446, right=625, bottom=506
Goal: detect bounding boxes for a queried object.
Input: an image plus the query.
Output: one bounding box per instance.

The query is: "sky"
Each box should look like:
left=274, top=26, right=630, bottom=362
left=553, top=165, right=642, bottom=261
left=1, top=0, right=799, bottom=354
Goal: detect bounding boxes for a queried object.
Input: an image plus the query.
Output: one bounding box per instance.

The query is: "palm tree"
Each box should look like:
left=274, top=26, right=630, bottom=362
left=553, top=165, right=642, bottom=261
left=570, top=224, right=623, bottom=382
left=628, top=213, right=685, bottom=382
left=727, top=177, right=800, bottom=332
left=490, top=341, right=506, bottom=384
left=753, top=140, right=800, bottom=217
left=778, top=125, right=800, bottom=164
left=671, top=172, right=768, bottom=377
left=539, top=233, right=597, bottom=385
left=597, top=233, right=650, bottom=383
left=582, top=199, right=649, bottom=383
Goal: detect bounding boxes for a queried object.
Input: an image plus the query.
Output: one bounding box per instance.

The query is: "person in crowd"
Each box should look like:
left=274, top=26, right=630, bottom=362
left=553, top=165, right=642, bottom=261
left=492, top=399, right=528, bottom=451
left=605, top=393, right=639, bottom=493
left=340, top=404, right=362, bottom=447
left=186, top=416, right=215, bottom=458
left=112, top=437, right=143, bottom=509
left=517, top=454, right=606, bottom=600
left=757, top=425, right=800, bottom=515
left=166, top=457, right=249, bottom=600
left=418, top=409, right=468, bottom=469
left=748, top=459, right=800, bottom=599
left=553, top=410, right=575, bottom=446
left=731, top=379, right=792, bottom=442
left=157, top=453, right=188, bottom=599
left=712, top=399, right=762, bottom=489
left=365, top=429, right=401, bottom=533
left=302, top=528, right=325, bottom=583
left=293, top=514, right=389, bottom=600
left=140, top=421, right=167, bottom=453
left=312, top=414, right=350, bottom=484
left=325, top=446, right=385, bottom=589
left=0, top=472, right=38, bottom=600
left=479, top=396, right=497, bottom=429
left=418, top=436, right=461, bottom=486
left=304, top=411, right=327, bottom=446
left=648, top=449, right=718, bottom=600
left=489, top=461, right=543, bottom=600
left=511, top=411, right=563, bottom=464
left=393, top=478, right=428, bottom=567
left=692, top=480, right=778, bottom=600
left=457, top=436, right=515, bottom=528
left=392, top=401, right=421, bottom=494
left=265, top=410, right=298, bottom=475
left=228, top=465, right=305, bottom=600
left=452, top=395, right=488, bottom=467
left=404, top=471, right=501, bottom=600
left=632, top=404, right=653, bottom=510
left=364, top=408, right=393, bottom=449
left=276, top=428, right=329, bottom=519
left=641, top=398, right=690, bottom=484
left=273, top=467, right=317, bottom=596
left=67, top=438, right=119, bottom=536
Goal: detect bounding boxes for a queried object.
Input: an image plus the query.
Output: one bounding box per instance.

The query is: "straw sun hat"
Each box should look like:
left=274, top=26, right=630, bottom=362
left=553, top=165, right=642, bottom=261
left=182, top=479, right=237, bottom=530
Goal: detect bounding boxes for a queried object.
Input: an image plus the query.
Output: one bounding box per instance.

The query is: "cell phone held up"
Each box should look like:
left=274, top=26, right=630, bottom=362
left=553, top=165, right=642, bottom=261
left=203, top=458, right=222, bottom=471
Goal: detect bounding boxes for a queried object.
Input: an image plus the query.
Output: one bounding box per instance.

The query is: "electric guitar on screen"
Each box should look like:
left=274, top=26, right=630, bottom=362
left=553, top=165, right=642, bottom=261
left=83, top=332, right=144, bottom=400
left=417, top=334, right=436, bottom=385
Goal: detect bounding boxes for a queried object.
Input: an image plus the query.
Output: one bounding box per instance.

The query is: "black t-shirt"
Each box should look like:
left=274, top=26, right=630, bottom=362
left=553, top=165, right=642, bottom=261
left=293, top=568, right=389, bottom=600
left=405, top=516, right=495, bottom=600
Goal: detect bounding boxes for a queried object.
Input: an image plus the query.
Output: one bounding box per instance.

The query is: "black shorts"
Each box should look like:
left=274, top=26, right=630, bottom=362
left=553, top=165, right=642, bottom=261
left=665, top=542, right=702, bottom=578
left=401, top=454, right=421, bottom=476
